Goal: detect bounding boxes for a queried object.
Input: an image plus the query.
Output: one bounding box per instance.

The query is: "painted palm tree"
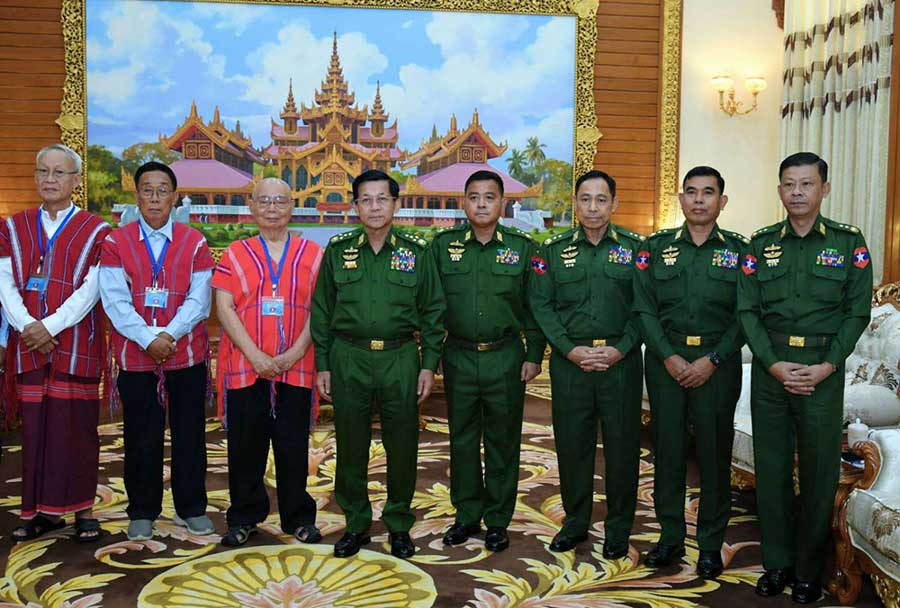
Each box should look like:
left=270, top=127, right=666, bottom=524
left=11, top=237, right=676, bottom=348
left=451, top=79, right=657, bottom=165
left=524, top=136, right=547, bottom=170
left=506, top=149, right=528, bottom=182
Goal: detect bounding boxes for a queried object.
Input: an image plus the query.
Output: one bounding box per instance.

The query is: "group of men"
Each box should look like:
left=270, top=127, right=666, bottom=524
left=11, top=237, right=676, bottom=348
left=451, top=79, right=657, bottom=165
left=0, top=143, right=871, bottom=605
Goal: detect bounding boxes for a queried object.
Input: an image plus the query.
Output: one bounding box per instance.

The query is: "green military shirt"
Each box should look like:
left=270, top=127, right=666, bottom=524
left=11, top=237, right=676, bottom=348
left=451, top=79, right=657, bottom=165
left=431, top=223, right=546, bottom=364
left=529, top=223, right=643, bottom=357
left=310, top=226, right=446, bottom=372
left=737, top=215, right=873, bottom=370
left=633, top=223, right=748, bottom=360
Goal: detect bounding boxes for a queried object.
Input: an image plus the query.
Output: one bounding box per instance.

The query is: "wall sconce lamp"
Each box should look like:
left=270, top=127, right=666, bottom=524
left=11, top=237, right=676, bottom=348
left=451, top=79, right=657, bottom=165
left=711, top=75, right=767, bottom=116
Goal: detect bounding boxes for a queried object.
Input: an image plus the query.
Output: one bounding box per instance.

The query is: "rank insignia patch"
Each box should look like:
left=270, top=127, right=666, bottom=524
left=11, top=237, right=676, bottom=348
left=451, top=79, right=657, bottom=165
left=607, top=245, right=633, bottom=265
left=742, top=254, right=757, bottom=275
left=496, top=248, right=521, bottom=265
left=763, top=243, right=783, bottom=268
left=448, top=240, right=465, bottom=262
left=635, top=250, right=650, bottom=270
left=711, top=248, right=739, bottom=269
left=560, top=245, right=579, bottom=268
left=816, top=247, right=845, bottom=268
left=531, top=255, right=547, bottom=275
left=342, top=247, right=360, bottom=269
left=390, top=247, right=416, bottom=272
left=661, top=245, right=680, bottom=267
left=853, top=246, right=870, bottom=268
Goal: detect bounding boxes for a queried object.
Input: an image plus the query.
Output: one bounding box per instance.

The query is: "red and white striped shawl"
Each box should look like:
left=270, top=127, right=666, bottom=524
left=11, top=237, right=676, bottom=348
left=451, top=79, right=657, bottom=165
left=212, top=236, right=321, bottom=394
left=0, top=207, right=110, bottom=377
left=100, top=221, right=215, bottom=371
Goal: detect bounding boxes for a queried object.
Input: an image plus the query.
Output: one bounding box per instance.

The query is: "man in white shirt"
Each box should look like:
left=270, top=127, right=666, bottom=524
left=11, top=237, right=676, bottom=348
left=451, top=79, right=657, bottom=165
left=0, top=144, right=110, bottom=542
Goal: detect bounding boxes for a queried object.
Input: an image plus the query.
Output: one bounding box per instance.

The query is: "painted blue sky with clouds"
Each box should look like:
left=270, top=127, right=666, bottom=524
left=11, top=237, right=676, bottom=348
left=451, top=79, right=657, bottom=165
left=86, top=0, right=575, bottom=169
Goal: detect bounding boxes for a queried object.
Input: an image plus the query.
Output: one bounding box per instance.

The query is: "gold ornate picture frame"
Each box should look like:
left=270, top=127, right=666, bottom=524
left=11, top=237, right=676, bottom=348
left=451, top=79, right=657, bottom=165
left=59, top=0, right=682, bottom=230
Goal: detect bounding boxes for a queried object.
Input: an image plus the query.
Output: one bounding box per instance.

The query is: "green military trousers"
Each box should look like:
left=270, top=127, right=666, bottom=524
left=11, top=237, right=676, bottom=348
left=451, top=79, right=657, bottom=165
left=549, top=347, right=643, bottom=543
left=751, top=343, right=844, bottom=582
left=645, top=347, right=741, bottom=551
left=443, top=339, right=526, bottom=529
left=330, top=338, right=421, bottom=534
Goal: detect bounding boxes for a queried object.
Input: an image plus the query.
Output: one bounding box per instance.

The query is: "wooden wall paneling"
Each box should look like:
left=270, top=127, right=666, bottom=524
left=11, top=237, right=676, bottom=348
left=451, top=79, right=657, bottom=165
left=0, top=0, right=64, bottom=219
left=593, top=0, right=662, bottom=235
left=884, top=2, right=900, bottom=284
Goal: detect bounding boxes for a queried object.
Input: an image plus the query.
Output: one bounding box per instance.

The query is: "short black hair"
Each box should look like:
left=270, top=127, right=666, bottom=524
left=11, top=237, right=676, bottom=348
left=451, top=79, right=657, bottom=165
left=779, top=152, right=828, bottom=182
left=134, top=161, right=177, bottom=190
left=575, top=169, right=616, bottom=198
left=352, top=169, right=399, bottom=200
left=464, top=170, right=504, bottom=197
left=683, top=166, right=725, bottom=194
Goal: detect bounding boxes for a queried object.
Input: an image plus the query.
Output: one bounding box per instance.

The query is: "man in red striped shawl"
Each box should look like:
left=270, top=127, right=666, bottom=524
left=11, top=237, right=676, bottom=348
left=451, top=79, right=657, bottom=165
left=99, top=161, right=215, bottom=541
left=0, top=144, right=110, bottom=542
left=213, top=178, right=322, bottom=547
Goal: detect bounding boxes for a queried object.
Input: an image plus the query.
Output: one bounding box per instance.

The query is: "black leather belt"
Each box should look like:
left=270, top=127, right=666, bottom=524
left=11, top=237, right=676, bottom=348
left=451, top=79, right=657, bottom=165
left=336, top=333, right=413, bottom=351
left=571, top=337, right=621, bottom=347
left=446, top=334, right=516, bottom=352
left=665, top=330, right=722, bottom=347
left=768, top=330, right=833, bottom=348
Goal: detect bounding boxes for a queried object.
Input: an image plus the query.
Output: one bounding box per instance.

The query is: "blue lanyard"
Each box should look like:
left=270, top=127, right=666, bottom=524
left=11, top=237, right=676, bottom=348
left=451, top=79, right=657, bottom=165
left=259, top=235, right=290, bottom=296
left=35, top=206, right=76, bottom=269
left=138, top=221, right=170, bottom=287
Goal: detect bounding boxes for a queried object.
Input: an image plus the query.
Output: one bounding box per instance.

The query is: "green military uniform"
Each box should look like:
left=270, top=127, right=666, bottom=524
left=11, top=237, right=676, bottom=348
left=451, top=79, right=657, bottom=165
left=633, top=224, right=747, bottom=552
left=737, top=215, right=872, bottom=581
left=310, top=226, right=445, bottom=535
left=431, top=223, right=547, bottom=530
left=529, top=223, right=644, bottom=544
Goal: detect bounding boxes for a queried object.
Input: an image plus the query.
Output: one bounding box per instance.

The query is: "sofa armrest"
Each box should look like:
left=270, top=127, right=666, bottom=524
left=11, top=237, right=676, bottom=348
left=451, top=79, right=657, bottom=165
left=853, top=428, right=900, bottom=493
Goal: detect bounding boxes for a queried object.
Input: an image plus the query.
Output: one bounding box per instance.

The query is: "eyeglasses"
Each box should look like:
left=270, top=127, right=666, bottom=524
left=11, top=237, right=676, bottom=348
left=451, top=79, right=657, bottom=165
left=34, top=169, right=78, bottom=180
left=255, top=196, right=292, bottom=209
left=139, top=187, right=173, bottom=199
left=355, top=196, right=393, bottom=208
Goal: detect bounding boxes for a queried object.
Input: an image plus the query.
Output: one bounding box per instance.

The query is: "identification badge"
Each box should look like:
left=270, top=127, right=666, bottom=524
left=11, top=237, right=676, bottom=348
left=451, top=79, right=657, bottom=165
left=261, top=296, right=285, bottom=317
left=25, top=275, right=48, bottom=292
left=144, top=287, right=169, bottom=308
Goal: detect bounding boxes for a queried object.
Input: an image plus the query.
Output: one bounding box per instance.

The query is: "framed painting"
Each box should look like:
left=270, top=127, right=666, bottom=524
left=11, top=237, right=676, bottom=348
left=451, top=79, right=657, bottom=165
left=58, top=0, right=682, bottom=245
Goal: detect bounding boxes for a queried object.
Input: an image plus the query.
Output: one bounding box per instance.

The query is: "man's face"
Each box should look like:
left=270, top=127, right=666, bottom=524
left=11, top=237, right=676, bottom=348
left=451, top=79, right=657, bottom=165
left=679, top=175, right=727, bottom=226
left=777, top=164, right=830, bottom=220
left=250, top=181, right=293, bottom=230
left=34, top=149, right=81, bottom=207
left=354, top=180, right=399, bottom=232
left=136, top=170, right=177, bottom=229
left=464, top=179, right=504, bottom=230
left=574, top=177, right=618, bottom=231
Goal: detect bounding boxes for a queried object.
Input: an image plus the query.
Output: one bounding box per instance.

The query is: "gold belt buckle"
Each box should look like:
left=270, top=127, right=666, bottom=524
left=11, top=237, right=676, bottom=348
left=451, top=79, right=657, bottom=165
left=370, top=339, right=385, bottom=351
left=789, top=335, right=805, bottom=347
left=592, top=339, right=606, bottom=347
left=686, top=336, right=701, bottom=346
left=477, top=342, right=491, bottom=352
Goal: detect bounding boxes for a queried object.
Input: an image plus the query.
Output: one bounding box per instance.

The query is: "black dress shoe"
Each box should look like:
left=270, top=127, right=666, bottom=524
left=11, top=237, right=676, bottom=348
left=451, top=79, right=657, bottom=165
left=389, top=531, right=416, bottom=559
left=548, top=531, right=589, bottom=553
left=755, top=567, right=796, bottom=597
left=697, top=550, right=724, bottom=579
left=791, top=580, right=821, bottom=604
left=484, top=527, right=509, bottom=552
left=443, top=522, right=481, bottom=546
left=643, top=542, right=686, bottom=568
left=602, top=541, right=629, bottom=560
left=334, top=531, right=370, bottom=558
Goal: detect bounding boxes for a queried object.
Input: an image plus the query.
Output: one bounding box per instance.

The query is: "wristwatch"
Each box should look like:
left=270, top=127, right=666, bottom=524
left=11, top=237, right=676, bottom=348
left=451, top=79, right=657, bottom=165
left=706, top=351, right=723, bottom=367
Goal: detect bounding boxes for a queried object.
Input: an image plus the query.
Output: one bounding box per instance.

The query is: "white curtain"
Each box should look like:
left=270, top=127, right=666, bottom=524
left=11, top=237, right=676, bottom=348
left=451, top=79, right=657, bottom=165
left=781, top=0, right=894, bottom=283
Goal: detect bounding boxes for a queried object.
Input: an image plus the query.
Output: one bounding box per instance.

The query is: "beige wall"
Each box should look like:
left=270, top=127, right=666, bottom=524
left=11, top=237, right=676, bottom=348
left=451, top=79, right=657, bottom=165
left=678, top=0, right=784, bottom=235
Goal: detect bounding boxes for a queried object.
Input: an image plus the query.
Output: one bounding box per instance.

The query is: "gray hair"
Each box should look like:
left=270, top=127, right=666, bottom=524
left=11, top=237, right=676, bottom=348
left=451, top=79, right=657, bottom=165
left=36, top=143, right=83, bottom=173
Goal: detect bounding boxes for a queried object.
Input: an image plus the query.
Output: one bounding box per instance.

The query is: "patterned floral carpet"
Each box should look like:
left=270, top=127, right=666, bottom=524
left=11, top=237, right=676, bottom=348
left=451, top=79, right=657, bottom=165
left=0, top=380, right=883, bottom=607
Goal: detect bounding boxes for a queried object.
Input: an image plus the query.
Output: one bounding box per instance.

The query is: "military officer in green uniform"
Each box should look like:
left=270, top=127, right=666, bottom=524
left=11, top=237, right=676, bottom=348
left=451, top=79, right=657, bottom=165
left=633, top=166, right=747, bottom=578
left=529, top=170, right=644, bottom=560
left=738, top=152, right=872, bottom=604
left=311, top=169, right=446, bottom=560
left=431, top=170, right=546, bottom=553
